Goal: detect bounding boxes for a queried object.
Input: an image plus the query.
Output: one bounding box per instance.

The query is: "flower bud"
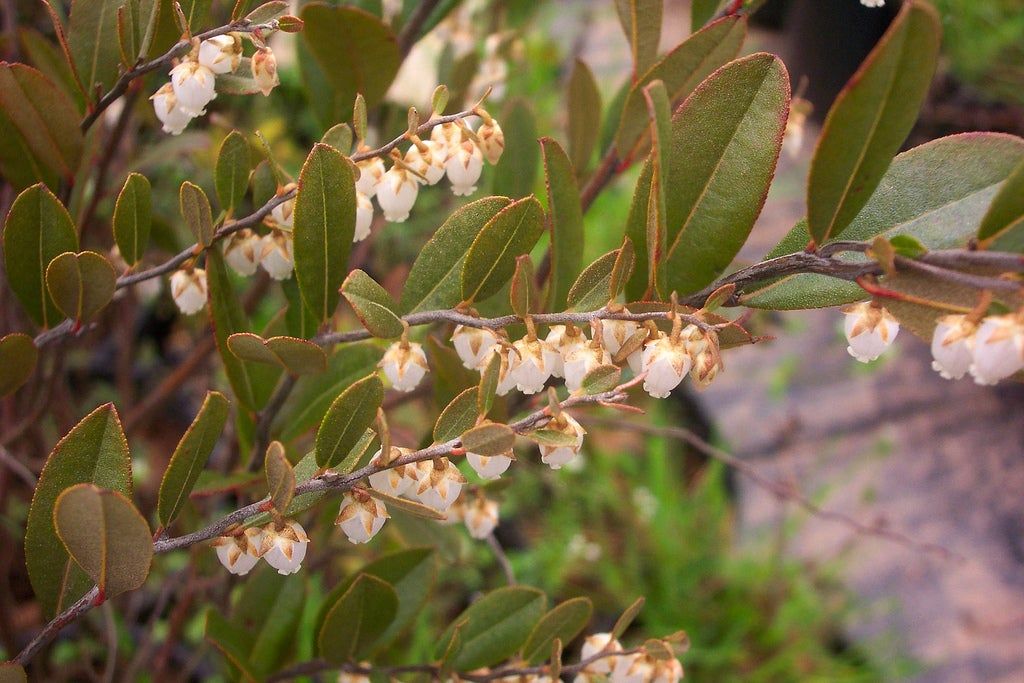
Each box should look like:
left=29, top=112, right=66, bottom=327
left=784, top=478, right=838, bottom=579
left=930, top=314, right=976, bottom=380
left=412, top=457, right=466, bottom=512
left=404, top=141, right=446, bottom=185
left=260, top=520, right=309, bottom=575
left=380, top=341, right=429, bottom=392
left=466, top=449, right=513, bottom=480
left=969, top=314, right=1024, bottom=385
left=222, top=229, right=261, bottom=276
left=270, top=190, right=296, bottom=228
left=376, top=167, right=419, bottom=222
left=564, top=343, right=611, bottom=393
left=259, top=229, right=294, bottom=280
left=170, top=268, right=207, bottom=315
left=511, top=337, right=555, bottom=394
left=169, top=60, right=217, bottom=116
left=476, top=120, right=505, bottom=165
left=464, top=496, right=499, bottom=539
left=150, top=82, right=193, bottom=135
left=336, top=492, right=389, bottom=544
left=843, top=302, right=899, bottom=363
left=689, top=328, right=722, bottom=388
left=354, top=191, right=374, bottom=242
left=544, top=325, right=587, bottom=379
left=198, top=34, right=242, bottom=74
left=640, top=332, right=691, bottom=398
left=212, top=533, right=260, bottom=576
left=252, top=48, right=279, bottom=96
left=446, top=140, right=484, bottom=196
left=367, top=447, right=416, bottom=497
left=539, top=412, right=585, bottom=470
left=611, top=653, right=656, bottom=683
left=452, top=325, right=500, bottom=370
left=579, top=633, right=622, bottom=675
left=355, top=155, right=386, bottom=197
left=651, top=656, right=684, bottom=683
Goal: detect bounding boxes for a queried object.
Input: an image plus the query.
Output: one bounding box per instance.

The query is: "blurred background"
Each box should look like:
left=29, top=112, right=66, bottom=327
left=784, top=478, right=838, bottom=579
left=3, top=0, right=1024, bottom=681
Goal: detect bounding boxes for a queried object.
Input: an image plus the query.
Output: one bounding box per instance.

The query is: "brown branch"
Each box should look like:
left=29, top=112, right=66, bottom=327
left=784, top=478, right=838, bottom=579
left=486, top=533, right=517, bottom=585
left=396, top=0, right=443, bottom=57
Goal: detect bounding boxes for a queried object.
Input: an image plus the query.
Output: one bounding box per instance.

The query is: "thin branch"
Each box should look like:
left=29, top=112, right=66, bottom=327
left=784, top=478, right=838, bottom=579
left=486, top=533, right=516, bottom=585
left=247, top=374, right=298, bottom=472
left=396, top=0, right=442, bottom=57
left=584, top=417, right=966, bottom=564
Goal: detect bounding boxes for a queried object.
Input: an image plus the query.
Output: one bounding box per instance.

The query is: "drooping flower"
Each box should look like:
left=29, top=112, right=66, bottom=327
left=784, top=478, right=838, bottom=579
left=544, top=325, right=587, bottom=379
left=259, top=229, right=294, bottom=280
left=354, top=191, right=373, bottom=242
left=611, top=653, right=656, bottom=683
left=930, top=314, right=976, bottom=380
left=260, top=520, right=309, bottom=575
left=404, top=141, right=446, bottom=185
left=466, top=449, right=514, bottom=480
left=476, top=120, right=505, bottom=165
left=464, top=495, right=499, bottom=539
left=197, top=34, right=242, bottom=74
left=376, top=166, right=419, bottom=222
left=212, top=533, right=261, bottom=576
left=150, top=83, right=193, bottom=135
left=430, top=121, right=463, bottom=159
left=170, top=268, right=207, bottom=315
left=169, top=60, right=217, bottom=116
left=270, top=190, right=296, bottom=228
left=412, top=457, right=466, bottom=511
left=640, top=331, right=692, bottom=398
left=251, top=48, right=279, bottom=96
left=367, top=447, right=416, bottom=497
left=651, top=656, right=684, bottom=683
left=336, top=492, right=389, bottom=544
left=579, top=633, right=622, bottom=675
left=538, top=412, right=585, bottom=470
left=491, top=345, right=519, bottom=396
left=969, top=314, right=1024, bottom=385
left=445, top=140, right=484, bottom=196
left=452, top=325, right=500, bottom=370
left=222, top=229, right=261, bottom=276
left=689, top=328, right=722, bottom=388
left=510, top=336, right=555, bottom=394
left=355, top=155, right=386, bottom=197
left=842, top=302, right=899, bottom=363
left=563, top=343, right=611, bottom=393
left=379, top=341, right=429, bottom=392
left=597, top=317, right=643, bottom=372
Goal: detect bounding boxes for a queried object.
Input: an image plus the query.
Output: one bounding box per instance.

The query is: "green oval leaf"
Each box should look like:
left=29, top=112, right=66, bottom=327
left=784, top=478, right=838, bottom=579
left=113, top=173, right=152, bottom=266
left=26, top=404, right=132, bottom=616
left=265, top=441, right=295, bottom=513
left=522, top=597, right=594, bottom=665
left=434, top=387, right=480, bottom=443
left=437, top=586, right=547, bottom=671
left=215, top=131, right=252, bottom=215
left=3, top=183, right=79, bottom=327
left=294, top=143, right=356, bottom=322
left=566, top=60, right=602, bottom=173
left=580, top=364, right=621, bottom=395
left=69, top=0, right=123, bottom=94
left=541, top=138, right=585, bottom=312
left=318, top=574, right=398, bottom=663
left=567, top=248, right=620, bottom=311
left=660, top=52, right=790, bottom=295
left=316, top=374, right=383, bottom=468
left=401, top=196, right=512, bottom=314
left=461, top=196, right=544, bottom=304
left=460, top=422, right=515, bottom=456
left=321, top=122, right=353, bottom=154
left=978, top=157, right=1024, bottom=251
left=806, top=0, right=941, bottom=244
left=54, top=484, right=152, bottom=599
left=341, top=269, right=404, bottom=338
left=157, top=391, right=230, bottom=527
left=614, top=0, right=662, bottom=76
left=45, top=251, right=117, bottom=322
left=509, top=254, right=535, bottom=318
left=0, top=333, right=39, bottom=397
left=477, top=350, right=501, bottom=417
left=179, top=181, right=214, bottom=247
left=227, top=332, right=328, bottom=375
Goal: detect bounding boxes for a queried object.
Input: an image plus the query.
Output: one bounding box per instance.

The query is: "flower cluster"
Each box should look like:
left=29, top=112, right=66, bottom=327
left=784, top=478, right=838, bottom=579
left=212, top=520, right=309, bottom=576
left=152, top=34, right=279, bottom=136
left=843, top=303, right=1024, bottom=385
left=573, top=633, right=684, bottom=683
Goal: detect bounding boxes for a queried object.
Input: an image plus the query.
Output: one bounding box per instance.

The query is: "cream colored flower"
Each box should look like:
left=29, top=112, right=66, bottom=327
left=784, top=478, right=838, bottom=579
left=380, top=341, right=429, bottom=392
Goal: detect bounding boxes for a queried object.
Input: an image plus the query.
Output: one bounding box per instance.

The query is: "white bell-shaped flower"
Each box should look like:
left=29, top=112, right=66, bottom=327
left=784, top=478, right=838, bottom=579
left=452, top=325, right=500, bottom=370
left=466, top=450, right=513, bottom=480
left=544, top=325, right=587, bottom=379
left=212, top=533, right=261, bottom=576
left=170, top=268, right=207, bottom=315
left=412, top=457, right=466, bottom=511
left=270, top=191, right=296, bottom=228
left=491, top=345, right=519, bottom=396
left=597, top=318, right=639, bottom=357
left=970, top=314, right=1024, bottom=385
left=430, top=121, right=463, bottom=160
left=355, top=155, right=386, bottom=197
left=354, top=191, right=373, bottom=242
left=564, top=343, right=611, bottom=393
left=843, top=302, right=900, bottom=363
left=438, top=496, right=466, bottom=526
left=511, top=337, right=554, bottom=394
left=222, top=229, right=261, bottom=276
left=476, top=120, right=505, bottom=165
left=404, top=142, right=446, bottom=185
left=445, top=140, right=484, bottom=196
left=197, top=34, right=241, bottom=74
left=611, top=653, right=656, bottom=683
left=539, top=412, right=585, bottom=470
left=640, top=332, right=692, bottom=398
left=930, top=314, right=976, bottom=380
left=367, top=447, right=416, bottom=497
left=376, top=167, right=419, bottom=222
left=336, top=492, right=389, bottom=544
left=260, top=520, right=309, bottom=575
left=259, top=230, right=294, bottom=280
left=150, top=83, right=194, bottom=135
left=169, top=60, right=216, bottom=116
left=379, top=341, right=429, bottom=392
left=251, top=48, right=279, bottom=96
left=651, top=657, right=684, bottom=683
left=580, top=633, right=622, bottom=675
left=464, top=496, right=499, bottom=539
